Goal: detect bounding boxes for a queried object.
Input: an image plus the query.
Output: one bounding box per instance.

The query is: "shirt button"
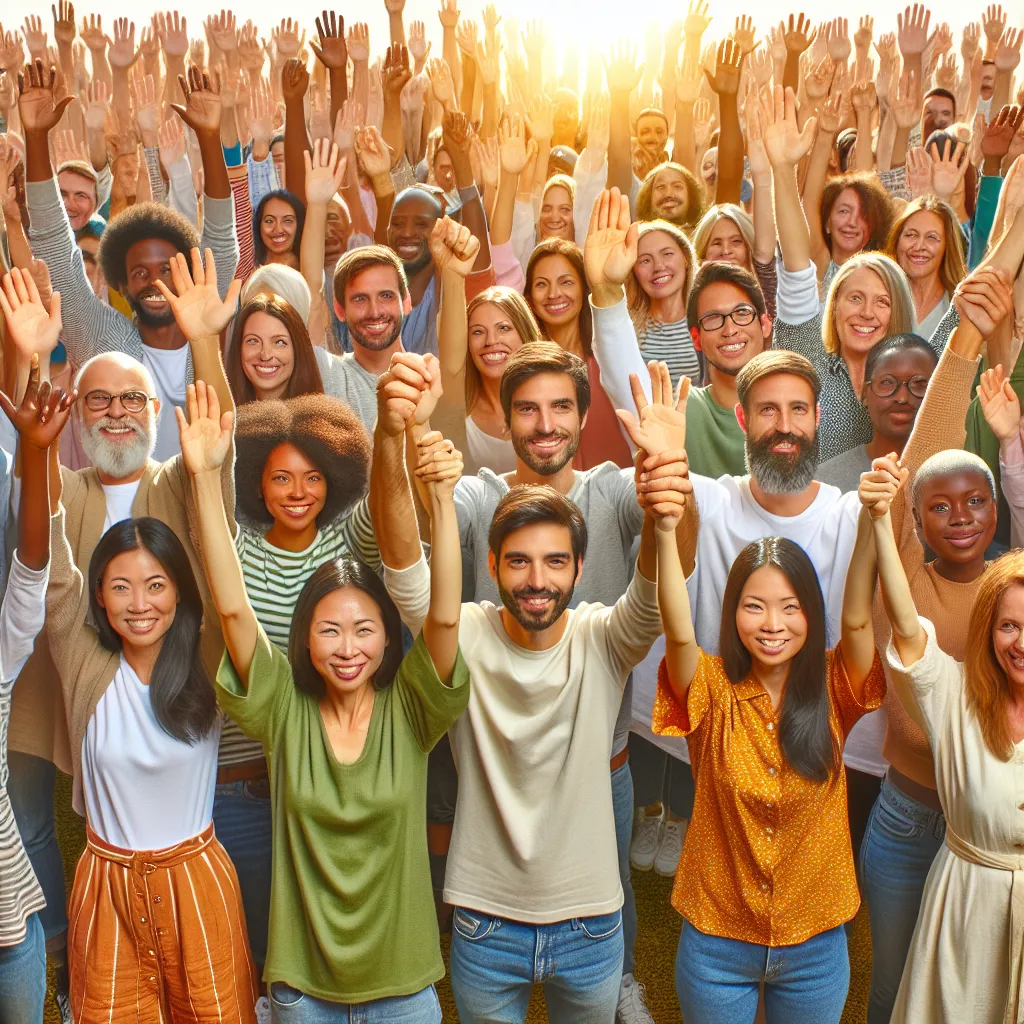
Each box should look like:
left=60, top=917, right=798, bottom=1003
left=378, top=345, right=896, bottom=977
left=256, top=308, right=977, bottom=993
left=148, top=949, right=155, bottom=957
left=768, top=767, right=776, bottom=776
left=761, top=883, right=768, bottom=891
left=767, top=722, right=774, bottom=731
left=140, top=917, right=147, bottom=924
left=766, top=827, right=774, bottom=835
left=153, top=896, right=162, bottom=904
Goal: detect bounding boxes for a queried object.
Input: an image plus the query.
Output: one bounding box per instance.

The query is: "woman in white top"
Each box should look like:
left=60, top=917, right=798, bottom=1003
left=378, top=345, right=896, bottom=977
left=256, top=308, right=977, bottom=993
left=885, top=196, right=968, bottom=338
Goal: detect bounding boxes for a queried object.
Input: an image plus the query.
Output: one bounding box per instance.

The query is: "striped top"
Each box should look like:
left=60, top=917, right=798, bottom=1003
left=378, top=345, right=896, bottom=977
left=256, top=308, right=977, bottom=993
left=638, top=317, right=701, bottom=388
left=0, top=556, right=49, bottom=946
left=217, top=498, right=381, bottom=767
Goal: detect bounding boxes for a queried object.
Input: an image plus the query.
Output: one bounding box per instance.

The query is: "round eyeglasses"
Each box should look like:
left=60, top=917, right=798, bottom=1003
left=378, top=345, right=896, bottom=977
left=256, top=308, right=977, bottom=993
left=866, top=376, right=930, bottom=400
left=83, top=390, right=156, bottom=413
left=696, top=305, right=759, bottom=331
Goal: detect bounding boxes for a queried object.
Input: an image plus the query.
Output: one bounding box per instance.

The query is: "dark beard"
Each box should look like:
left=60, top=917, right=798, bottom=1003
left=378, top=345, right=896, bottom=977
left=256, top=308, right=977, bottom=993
left=513, top=430, right=581, bottom=476
left=401, top=246, right=433, bottom=276
left=348, top=316, right=402, bottom=352
left=745, top=431, right=819, bottom=494
left=128, top=292, right=176, bottom=328
left=498, top=582, right=574, bottom=632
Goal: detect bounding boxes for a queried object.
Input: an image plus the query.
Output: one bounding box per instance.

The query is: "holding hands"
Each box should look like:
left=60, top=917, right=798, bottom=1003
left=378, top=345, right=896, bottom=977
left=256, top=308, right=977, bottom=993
left=858, top=455, right=908, bottom=519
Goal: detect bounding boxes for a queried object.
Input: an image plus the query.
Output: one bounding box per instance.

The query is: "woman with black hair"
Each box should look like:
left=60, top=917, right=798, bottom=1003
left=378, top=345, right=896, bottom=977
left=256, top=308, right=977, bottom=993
left=184, top=378, right=468, bottom=1020
left=253, top=190, right=306, bottom=270
left=44, top=418, right=258, bottom=1020
left=648, top=451, right=892, bottom=1023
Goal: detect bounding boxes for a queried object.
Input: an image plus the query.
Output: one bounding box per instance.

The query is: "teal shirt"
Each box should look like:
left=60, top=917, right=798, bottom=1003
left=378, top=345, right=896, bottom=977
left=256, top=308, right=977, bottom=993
left=686, top=386, right=747, bottom=478
left=215, top=631, right=470, bottom=1002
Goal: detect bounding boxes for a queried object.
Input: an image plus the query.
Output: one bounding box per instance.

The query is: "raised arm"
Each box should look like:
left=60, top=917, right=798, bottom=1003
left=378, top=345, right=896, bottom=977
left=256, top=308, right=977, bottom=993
left=355, top=125, right=396, bottom=247
left=442, top=110, right=490, bottom=271
left=803, top=84, right=845, bottom=276
left=280, top=58, right=311, bottom=206
left=606, top=42, right=642, bottom=199
left=744, top=86, right=779, bottom=267
left=706, top=39, right=744, bottom=205
left=838, top=494, right=881, bottom=696
left=299, top=139, right=348, bottom=299
left=311, top=10, right=348, bottom=131
left=428, top=215, right=478, bottom=397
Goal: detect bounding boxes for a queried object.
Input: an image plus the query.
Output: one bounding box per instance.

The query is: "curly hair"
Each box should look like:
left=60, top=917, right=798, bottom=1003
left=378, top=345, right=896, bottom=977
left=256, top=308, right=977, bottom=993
left=97, top=201, right=201, bottom=291
left=635, top=162, right=706, bottom=232
left=234, top=393, right=372, bottom=529
left=820, top=173, right=895, bottom=256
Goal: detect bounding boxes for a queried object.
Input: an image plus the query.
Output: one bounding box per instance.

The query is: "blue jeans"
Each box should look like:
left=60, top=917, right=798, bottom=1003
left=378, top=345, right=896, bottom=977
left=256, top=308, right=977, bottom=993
left=450, top=908, right=623, bottom=1023
left=675, top=920, right=850, bottom=1024
left=0, top=913, right=46, bottom=1023
left=6, top=752, right=68, bottom=940
left=269, top=983, right=441, bottom=1023
left=858, top=776, right=945, bottom=1024
left=611, top=761, right=638, bottom=976
left=213, top=781, right=273, bottom=966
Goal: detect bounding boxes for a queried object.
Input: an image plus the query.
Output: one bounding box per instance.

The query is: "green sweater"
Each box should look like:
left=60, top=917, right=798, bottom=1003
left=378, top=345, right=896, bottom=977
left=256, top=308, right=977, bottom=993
left=216, top=631, right=470, bottom=1002
left=686, top=385, right=747, bottom=478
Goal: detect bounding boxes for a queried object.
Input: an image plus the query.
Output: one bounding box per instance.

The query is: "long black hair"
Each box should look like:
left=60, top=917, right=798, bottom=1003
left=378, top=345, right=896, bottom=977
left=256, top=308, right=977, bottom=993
left=719, top=538, right=836, bottom=782
left=289, top=558, right=404, bottom=699
left=253, top=189, right=306, bottom=267
left=88, top=517, right=216, bottom=744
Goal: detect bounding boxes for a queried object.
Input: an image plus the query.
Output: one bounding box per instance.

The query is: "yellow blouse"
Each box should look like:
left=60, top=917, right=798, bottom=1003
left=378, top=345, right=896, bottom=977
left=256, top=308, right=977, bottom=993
left=652, top=646, right=885, bottom=946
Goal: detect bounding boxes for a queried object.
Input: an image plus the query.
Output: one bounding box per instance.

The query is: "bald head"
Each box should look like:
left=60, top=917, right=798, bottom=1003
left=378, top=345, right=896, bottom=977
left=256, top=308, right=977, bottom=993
left=75, top=352, right=156, bottom=398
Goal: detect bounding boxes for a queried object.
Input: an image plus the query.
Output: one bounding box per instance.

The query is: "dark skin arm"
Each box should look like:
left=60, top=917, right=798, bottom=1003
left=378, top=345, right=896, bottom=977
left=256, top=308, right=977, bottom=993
left=311, top=11, right=348, bottom=133
left=281, top=58, right=311, bottom=206
left=783, top=14, right=816, bottom=94
left=18, top=60, right=74, bottom=183
left=443, top=110, right=490, bottom=271
left=706, top=39, right=743, bottom=204
left=381, top=44, right=412, bottom=169
left=170, top=64, right=230, bottom=200
left=605, top=45, right=643, bottom=199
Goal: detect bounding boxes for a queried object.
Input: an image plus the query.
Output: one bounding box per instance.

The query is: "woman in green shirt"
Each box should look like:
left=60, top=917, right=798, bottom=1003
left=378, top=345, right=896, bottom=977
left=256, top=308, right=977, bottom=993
left=178, top=378, right=468, bottom=1022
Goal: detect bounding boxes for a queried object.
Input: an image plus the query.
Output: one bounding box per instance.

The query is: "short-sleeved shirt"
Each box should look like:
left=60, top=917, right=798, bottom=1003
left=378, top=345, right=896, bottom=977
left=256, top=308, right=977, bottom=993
left=215, top=631, right=470, bottom=1002
left=652, top=646, right=885, bottom=947
left=685, top=386, right=746, bottom=478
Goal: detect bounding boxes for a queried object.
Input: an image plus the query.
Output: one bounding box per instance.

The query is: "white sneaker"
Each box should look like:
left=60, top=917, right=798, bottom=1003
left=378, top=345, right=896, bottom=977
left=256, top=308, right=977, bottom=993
left=255, top=996, right=271, bottom=1024
left=654, top=818, right=687, bottom=876
left=630, top=809, right=663, bottom=872
left=617, top=972, right=656, bottom=1024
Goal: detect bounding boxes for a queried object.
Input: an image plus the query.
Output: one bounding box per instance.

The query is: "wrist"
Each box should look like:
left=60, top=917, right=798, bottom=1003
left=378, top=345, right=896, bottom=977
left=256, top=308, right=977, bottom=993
left=590, top=282, right=625, bottom=308
left=984, top=154, right=1004, bottom=176
left=370, top=171, right=394, bottom=197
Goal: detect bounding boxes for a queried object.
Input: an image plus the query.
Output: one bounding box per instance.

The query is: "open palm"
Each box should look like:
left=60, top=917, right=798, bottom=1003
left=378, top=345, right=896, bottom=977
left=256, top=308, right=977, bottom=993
left=0, top=268, right=61, bottom=360
left=584, top=188, right=638, bottom=289
left=154, top=248, right=241, bottom=339
left=978, top=366, right=1023, bottom=442
left=175, top=381, right=233, bottom=477
left=615, top=362, right=690, bottom=457
left=0, top=357, right=75, bottom=452
left=762, top=85, right=816, bottom=168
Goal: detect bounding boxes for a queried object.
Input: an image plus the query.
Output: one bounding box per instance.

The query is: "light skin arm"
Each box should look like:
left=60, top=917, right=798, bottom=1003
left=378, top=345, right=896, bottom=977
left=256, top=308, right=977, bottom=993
left=655, top=509, right=700, bottom=705
left=428, top=217, right=478, bottom=388
left=489, top=116, right=532, bottom=247
left=803, top=123, right=837, bottom=275
left=838, top=505, right=880, bottom=695
left=299, top=140, right=347, bottom=300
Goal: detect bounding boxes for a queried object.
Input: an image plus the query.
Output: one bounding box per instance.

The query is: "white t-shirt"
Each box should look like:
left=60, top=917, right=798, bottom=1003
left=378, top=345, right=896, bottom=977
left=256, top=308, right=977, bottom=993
left=142, top=343, right=189, bottom=463
left=81, top=656, right=221, bottom=850
left=102, top=480, right=141, bottom=533
left=463, top=417, right=515, bottom=477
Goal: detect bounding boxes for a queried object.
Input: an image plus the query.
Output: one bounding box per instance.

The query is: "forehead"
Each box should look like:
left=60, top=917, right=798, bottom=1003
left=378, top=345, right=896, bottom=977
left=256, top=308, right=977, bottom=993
left=838, top=266, right=887, bottom=297
left=392, top=195, right=438, bottom=218
left=917, top=468, right=992, bottom=501
left=654, top=168, right=686, bottom=188
left=263, top=197, right=296, bottom=218
left=80, top=358, right=149, bottom=394
left=637, top=114, right=667, bottom=132
left=543, top=185, right=572, bottom=206
left=58, top=169, right=95, bottom=193
left=639, top=229, right=682, bottom=255
left=996, top=583, right=1024, bottom=619
left=469, top=300, right=513, bottom=326
left=739, top=564, right=798, bottom=600
left=532, top=254, right=578, bottom=281
left=747, top=371, right=815, bottom=406
left=312, top=585, right=382, bottom=623
left=925, top=95, right=955, bottom=112
left=902, top=209, right=945, bottom=235
left=345, top=263, right=403, bottom=297
left=242, top=309, right=290, bottom=336
left=511, top=370, right=577, bottom=404
left=264, top=442, right=320, bottom=474
left=871, top=347, right=936, bottom=376
left=499, top=521, right=574, bottom=557
left=104, top=546, right=168, bottom=581
left=833, top=187, right=863, bottom=210
left=125, top=237, right=179, bottom=267
left=696, top=280, right=751, bottom=316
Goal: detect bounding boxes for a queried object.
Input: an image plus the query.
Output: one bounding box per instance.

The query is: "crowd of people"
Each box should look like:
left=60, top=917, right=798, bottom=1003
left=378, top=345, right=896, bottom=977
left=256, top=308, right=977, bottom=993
left=2, top=1, right=1024, bottom=1022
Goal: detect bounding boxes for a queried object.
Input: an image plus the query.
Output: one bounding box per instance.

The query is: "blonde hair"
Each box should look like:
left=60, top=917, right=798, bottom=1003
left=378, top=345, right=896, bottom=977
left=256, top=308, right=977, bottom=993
left=542, top=174, right=577, bottom=204
left=885, top=196, right=968, bottom=299
left=691, top=205, right=755, bottom=268
left=465, top=287, right=542, bottom=414
left=965, top=551, right=1024, bottom=761
left=625, top=220, right=697, bottom=335
left=821, top=253, right=914, bottom=356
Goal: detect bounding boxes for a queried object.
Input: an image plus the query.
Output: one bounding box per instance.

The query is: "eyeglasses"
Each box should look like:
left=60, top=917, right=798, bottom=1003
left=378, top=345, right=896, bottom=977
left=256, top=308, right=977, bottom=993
left=866, top=375, right=930, bottom=399
left=696, top=305, right=759, bottom=331
left=83, top=390, right=156, bottom=413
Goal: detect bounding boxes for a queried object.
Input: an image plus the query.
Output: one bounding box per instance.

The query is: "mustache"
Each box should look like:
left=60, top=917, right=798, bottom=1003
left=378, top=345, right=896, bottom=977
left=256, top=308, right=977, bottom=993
left=512, top=586, right=559, bottom=600
left=91, top=415, right=145, bottom=436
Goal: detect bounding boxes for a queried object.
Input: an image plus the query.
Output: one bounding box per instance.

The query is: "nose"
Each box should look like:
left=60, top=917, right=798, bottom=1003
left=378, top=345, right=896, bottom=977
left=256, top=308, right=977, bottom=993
left=948, top=502, right=971, bottom=525
left=762, top=608, right=783, bottom=633
left=106, top=396, right=130, bottom=418
left=536, top=408, right=556, bottom=434
left=127, top=589, right=150, bottom=613
left=336, top=633, right=357, bottom=659
left=776, top=410, right=792, bottom=434
left=260, top=341, right=274, bottom=360
left=527, top=562, right=546, bottom=590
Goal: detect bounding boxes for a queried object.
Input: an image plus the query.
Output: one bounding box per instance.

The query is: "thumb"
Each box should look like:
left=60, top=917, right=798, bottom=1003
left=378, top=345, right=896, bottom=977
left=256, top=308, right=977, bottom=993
left=614, top=408, right=642, bottom=445
left=0, top=390, right=15, bottom=425
left=624, top=222, right=639, bottom=262
left=48, top=290, right=61, bottom=326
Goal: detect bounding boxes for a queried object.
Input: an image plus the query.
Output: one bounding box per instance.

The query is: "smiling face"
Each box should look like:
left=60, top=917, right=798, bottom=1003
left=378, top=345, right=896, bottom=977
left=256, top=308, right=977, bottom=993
left=981, top=62, right=997, bottom=98
left=529, top=254, right=583, bottom=330
left=651, top=167, right=692, bottom=223
left=637, top=113, right=668, bottom=156
left=539, top=185, right=575, bottom=242
left=864, top=347, right=936, bottom=445
left=240, top=310, right=295, bottom=400
left=58, top=168, right=98, bottom=231
left=741, top=373, right=820, bottom=494
left=324, top=199, right=352, bottom=267
left=834, top=267, right=893, bottom=357
left=633, top=230, right=689, bottom=301
left=339, top=264, right=406, bottom=352
left=915, top=469, right=996, bottom=573
left=735, top=564, right=808, bottom=670
left=508, top=371, right=583, bottom=475
left=993, top=582, right=1024, bottom=687
left=388, top=194, right=439, bottom=274
left=489, top=522, right=581, bottom=632
left=468, top=302, right=525, bottom=381
left=308, top=585, right=388, bottom=695
left=703, top=216, right=750, bottom=268
left=896, top=210, right=946, bottom=283
left=260, top=197, right=299, bottom=258
left=261, top=442, right=327, bottom=536
left=828, top=187, right=870, bottom=259
left=124, top=238, right=179, bottom=327
left=700, top=147, right=718, bottom=190
left=693, top=281, right=771, bottom=376
left=922, top=94, right=956, bottom=140
left=96, top=546, right=178, bottom=652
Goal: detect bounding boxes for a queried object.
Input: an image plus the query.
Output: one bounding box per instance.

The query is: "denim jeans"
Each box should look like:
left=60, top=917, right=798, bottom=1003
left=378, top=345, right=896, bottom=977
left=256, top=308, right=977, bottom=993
left=858, top=776, right=945, bottom=1024
left=450, top=908, right=623, bottom=1023
left=610, top=761, right=638, bottom=976
left=213, top=781, right=273, bottom=965
left=628, top=733, right=694, bottom=818
left=6, top=752, right=68, bottom=940
left=675, top=919, right=850, bottom=1024
left=0, top=913, right=46, bottom=1023
left=269, top=983, right=441, bottom=1023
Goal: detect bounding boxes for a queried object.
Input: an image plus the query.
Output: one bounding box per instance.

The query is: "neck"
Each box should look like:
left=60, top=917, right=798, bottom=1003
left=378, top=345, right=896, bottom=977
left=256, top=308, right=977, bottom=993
left=707, top=366, right=740, bottom=410
left=933, top=554, right=987, bottom=584
left=97, top=465, right=147, bottom=486
left=264, top=521, right=318, bottom=552
left=751, top=658, right=790, bottom=709
left=843, top=349, right=868, bottom=398
left=508, top=456, right=576, bottom=495
left=650, top=291, right=687, bottom=324
left=546, top=319, right=583, bottom=356
left=866, top=432, right=908, bottom=462
left=353, top=336, right=404, bottom=376
left=138, top=321, right=186, bottom=351
left=122, top=636, right=163, bottom=685
left=748, top=476, right=821, bottom=517
left=408, top=262, right=435, bottom=305
left=472, top=376, right=505, bottom=419
left=499, top=607, right=570, bottom=652
left=908, top=273, right=944, bottom=321
left=320, top=678, right=375, bottom=722
left=831, top=246, right=857, bottom=267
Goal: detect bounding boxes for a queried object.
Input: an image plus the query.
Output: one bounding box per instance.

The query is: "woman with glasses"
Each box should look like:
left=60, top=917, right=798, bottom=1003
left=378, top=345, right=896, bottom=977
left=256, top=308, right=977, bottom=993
left=817, top=335, right=939, bottom=494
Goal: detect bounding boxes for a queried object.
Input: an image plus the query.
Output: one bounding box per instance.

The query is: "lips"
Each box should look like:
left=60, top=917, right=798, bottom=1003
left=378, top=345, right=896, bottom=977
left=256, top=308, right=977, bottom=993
left=100, top=423, right=139, bottom=442
left=252, top=363, right=282, bottom=377
left=543, top=300, right=571, bottom=315
left=479, top=350, right=509, bottom=366
left=528, top=434, right=565, bottom=455
left=124, top=617, right=157, bottom=634
left=396, top=242, right=423, bottom=259
left=755, top=637, right=788, bottom=654
left=717, top=340, right=747, bottom=356
left=944, top=531, right=983, bottom=548
left=280, top=503, right=314, bottom=519
left=331, top=661, right=367, bottom=681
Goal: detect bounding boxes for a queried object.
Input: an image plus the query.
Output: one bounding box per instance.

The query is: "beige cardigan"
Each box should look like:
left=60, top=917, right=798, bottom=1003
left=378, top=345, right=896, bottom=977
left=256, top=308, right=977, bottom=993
left=7, top=452, right=234, bottom=783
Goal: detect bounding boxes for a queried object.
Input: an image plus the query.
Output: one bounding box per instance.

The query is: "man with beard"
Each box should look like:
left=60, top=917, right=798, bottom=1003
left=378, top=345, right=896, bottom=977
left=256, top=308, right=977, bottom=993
left=19, top=60, right=238, bottom=461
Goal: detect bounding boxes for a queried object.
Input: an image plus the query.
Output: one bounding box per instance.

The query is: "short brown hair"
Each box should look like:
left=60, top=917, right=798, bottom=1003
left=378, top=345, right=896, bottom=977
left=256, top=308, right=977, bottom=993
left=820, top=173, right=895, bottom=255
left=736, top=351, right=820, bottom=414
left=333, top=244, right=410, bottom=307
left=687, top=261, right=766, bottom=327
left=488, top=485, right=588, bottom=563
left=499, top=342, right=591, bottom=425
left=226, top=296, right=324, bottom=406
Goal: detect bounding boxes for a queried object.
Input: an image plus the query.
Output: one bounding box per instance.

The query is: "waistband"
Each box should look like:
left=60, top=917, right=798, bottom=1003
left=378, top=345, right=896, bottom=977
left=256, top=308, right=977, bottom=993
left=86, top=822, right=217, bottom=869
left=881, top=774, right=945, bottom=828
left=610, top=747, right=629, bottom=772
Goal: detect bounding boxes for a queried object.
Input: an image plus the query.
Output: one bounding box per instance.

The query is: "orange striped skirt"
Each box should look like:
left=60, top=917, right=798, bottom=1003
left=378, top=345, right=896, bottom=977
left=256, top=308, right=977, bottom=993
left=68, top=822, right=259, bottom=1024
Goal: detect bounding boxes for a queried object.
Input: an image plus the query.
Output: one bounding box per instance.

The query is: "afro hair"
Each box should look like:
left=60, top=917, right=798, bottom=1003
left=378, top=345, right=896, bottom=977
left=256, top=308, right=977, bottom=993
left=234, top=393, right=372, bottom=529
left=97, top=201, right=201, bottom=292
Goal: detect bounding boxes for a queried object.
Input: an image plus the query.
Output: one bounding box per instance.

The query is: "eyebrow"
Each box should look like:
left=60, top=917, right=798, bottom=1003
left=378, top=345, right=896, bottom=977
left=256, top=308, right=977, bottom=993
left=109, top=574, right=168, bottom=584
left=502, top=550, right=572, bottom=560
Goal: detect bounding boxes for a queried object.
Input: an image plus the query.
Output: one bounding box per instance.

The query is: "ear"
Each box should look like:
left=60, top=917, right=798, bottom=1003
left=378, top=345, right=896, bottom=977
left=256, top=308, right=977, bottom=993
left=690, top=326, right=702, bottom=352
left=574, top=555, right=583, bottom=587
left=402, top=291, right=413, bottom=316
left=912, top=504, right=922, bottom=530
left=760, top=315, right=772, bottom=341
left=734, top=402, right=747, bottom=434
left=487, top=547, right=498, bottom=583
left=334, top=295, right=346, bottom=323
left=152, top=397, right=161, bottom=417
left=95, top=585, right=106, bottom=610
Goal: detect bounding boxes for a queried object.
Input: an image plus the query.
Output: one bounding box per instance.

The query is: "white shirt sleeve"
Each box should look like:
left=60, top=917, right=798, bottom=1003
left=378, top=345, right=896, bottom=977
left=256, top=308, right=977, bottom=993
left=0, top=554, right=49, bottom=685
left=383, top=550, right=431, bottom=637
left=590, top=294, right=651, bottom=411
left=572, top=161, right=608, bottom=246
left=775, top=260, right=822, bottom=326
left=999, top=437, right=1024, bottom=551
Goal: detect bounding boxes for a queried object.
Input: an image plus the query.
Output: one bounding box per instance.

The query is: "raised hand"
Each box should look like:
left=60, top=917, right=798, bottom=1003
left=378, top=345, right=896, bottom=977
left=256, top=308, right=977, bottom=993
left=761, top=84, right=816, bottom=168
left=996, top=27, right=1024, bottom=73
left=854, top=16, right=874, bottom=52
left=749, top=47, right=773, bottom=92
left=376, top=351, right=439, bottom=435
left=928, top=138, right=968, bottom=198
left=132, top=73, right=160, bottom=137
left=525, top=93, right=553, bottom=143
left=616, top=360, right=690, bottom=458
left=858, top=455, right=907, bottom=518
left=347, top=21, right=369, bottom=63
left=206, top=10, right=237, bottom=55
left=155, top=12, right=188, bottom=59
left=303, top=138, right=347, bottom=204
left=890, top=68, right=921, bottom=130
left=428, top=216, right=480, bottom=277
left=280, top=57, right=310, bottom=105
left=23, top=15, right=48, bottom=60
left=382, top=44, right=411, bottom=99
left=824, top=18, right=851, bottom=64
left=354, top=124, right=392, bottom=178
left=52, top=2, right=75, bottom=48
left=978, top=364, right=1023, bottom=443
left=805, top=55, right=834, bottom=101
left=175, top=380, right=233, bottom=477
left=897, top=4, right=931, bottom=58
left=584, top=187, right=639, bottom=295
left=438, top=0, right=460, bottom=31
left=905, top=146, right=932, bottom=198
left=273, top=19, right=306, bottom=61
left=684, top=0, right=711, bottom=40
left=731, top=15, right=756, bottom=56
left=705, top=39, right=742, bottom=97
left=171, top=63, right=222, bottom=135
left=157, top=116, right=186, bottom=170
left=108, top=18, right=138, bottom=70
left=83, top=78, right=108, bottom=130
left=152, top=247, right=242, bottom=340
left=425, top=56, right=455, bottom=110
left=605, top=40, right=643, bottom=95
left=982, top=105, right=1024, bottom=163
left=0, top=356, right=75, bottom=452
left=408, top=20, right=429, bottom=64
left=783, top=13, right=817, bottom=56
left=237, top=21, right=264, bottom=73
left=984, top=4, right=1007, bottom=49
left=0, top=266, right=62, bottom=361
left=415, top=430, right=462, bottom=501
left=676, top=55, right=702, bottom=104
left=498, top=113, right=531, bottom=174
left=953, top=265, right=1014, bottom=337
left=17, top=58, right=73, bottom=134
